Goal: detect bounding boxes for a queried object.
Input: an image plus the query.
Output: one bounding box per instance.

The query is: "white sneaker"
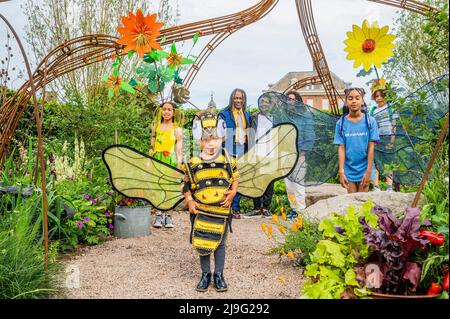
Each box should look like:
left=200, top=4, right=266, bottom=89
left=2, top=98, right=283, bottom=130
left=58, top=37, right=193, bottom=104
left=164, top=214, right=174, bottom=228
left=371, top=186, right=381, bottom=192
left=386, top=187, right=394, bottom=192
left=153, top=212, right=163, bottom=228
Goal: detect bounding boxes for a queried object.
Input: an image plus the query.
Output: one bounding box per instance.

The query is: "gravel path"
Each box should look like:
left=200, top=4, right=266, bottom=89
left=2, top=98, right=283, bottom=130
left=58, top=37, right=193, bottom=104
left=60, top=211, right=305, bottom=299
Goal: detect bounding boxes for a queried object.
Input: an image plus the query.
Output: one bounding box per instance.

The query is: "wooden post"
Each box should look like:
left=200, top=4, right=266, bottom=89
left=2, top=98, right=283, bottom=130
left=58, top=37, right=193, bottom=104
left=0, top=14, right=49, bottom=268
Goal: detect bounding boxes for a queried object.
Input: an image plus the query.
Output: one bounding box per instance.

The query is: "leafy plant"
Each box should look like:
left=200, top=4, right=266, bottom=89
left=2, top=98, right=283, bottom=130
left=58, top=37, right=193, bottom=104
left=359, top=205, right=429, bottom=295
left=302, top=201, right=378, bottom=299
left=0, top=191, right=60, bottom=299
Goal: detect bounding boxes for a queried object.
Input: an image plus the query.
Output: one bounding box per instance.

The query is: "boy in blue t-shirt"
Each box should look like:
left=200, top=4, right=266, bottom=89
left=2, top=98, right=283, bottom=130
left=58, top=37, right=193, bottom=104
left=333, top=88, right=380, bottom=193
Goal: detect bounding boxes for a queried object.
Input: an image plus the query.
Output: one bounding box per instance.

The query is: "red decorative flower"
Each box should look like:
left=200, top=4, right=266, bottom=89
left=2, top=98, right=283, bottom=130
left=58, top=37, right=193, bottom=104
left=162, top=151, right=170, bottom=157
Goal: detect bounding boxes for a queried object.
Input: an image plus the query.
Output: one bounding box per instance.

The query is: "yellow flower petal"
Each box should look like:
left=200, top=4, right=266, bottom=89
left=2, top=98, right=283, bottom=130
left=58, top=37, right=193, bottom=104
left=344, top=38, right=361, bottom=49
left=374, top=25, right=389, bottom=41
left=352, top=24, right=365, bottom=42
left=276, top=277, right=285, bottom=283
left=378, top=34, right=396, bottom=46
left=369, top=27, right=380, bottom=40
left=278, top=225, right=286, bottom=234
left=261, top=223, right=267, bottom=232
left=347, top=50, right=363, bottom=61
left=287, top=251, right=295, bottom=260
left=272, top=214, right=279, bottom=223
left=292, top=224, right=299, bottom=233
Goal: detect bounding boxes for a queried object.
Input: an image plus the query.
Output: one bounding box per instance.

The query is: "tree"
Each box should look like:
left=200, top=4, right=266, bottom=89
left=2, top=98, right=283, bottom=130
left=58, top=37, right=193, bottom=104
left=22, top=0, right=180, bottom=104
left=382, top=0, right=448, bottom=91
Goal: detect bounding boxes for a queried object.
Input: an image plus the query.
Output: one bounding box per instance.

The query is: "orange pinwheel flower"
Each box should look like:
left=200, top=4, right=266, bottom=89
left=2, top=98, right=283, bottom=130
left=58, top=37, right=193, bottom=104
left=278, top=225, right=286, bottom=234
left=106, top=75, right=122, bottom=92
left=166, top=52, right=183, bottom=68
left=261, top=223, right=267, bottom=232
left=292, top=224, right=299, bottom=233
left=116, top=9, right=164, bottom=58
left=272, top=214, right=279, bottom=223
left=287, top=251, right=295, bottom=260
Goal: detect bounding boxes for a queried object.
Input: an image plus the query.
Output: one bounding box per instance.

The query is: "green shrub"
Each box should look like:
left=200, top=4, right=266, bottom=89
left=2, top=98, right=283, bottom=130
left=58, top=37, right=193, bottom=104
left=0, top=191, right=60, bottom=299
left=271, top=217, right=321, bottom=267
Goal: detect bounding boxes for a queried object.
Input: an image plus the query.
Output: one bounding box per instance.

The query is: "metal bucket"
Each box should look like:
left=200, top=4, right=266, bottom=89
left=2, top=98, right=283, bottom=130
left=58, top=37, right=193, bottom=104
left=114, top=206, right=152, bottom=238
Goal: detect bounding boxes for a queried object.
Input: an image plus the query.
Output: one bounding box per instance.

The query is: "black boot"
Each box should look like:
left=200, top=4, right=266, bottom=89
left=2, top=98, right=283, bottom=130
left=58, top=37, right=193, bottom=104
left=213, top=272, right=228, bottom=292
left=196, top=272, right=211, bottom=292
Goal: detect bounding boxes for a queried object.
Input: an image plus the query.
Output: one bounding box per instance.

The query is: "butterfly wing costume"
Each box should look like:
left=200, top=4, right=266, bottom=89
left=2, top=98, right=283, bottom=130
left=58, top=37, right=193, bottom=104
left=103, top=110, right=299, bottom=255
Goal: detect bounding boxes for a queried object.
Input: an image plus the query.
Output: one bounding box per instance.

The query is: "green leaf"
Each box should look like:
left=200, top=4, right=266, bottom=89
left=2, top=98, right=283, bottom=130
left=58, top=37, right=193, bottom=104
left=193, top=32, right=199, bottom=45
left=344, top=269, right=359, bottom=286
left=113, top=68, right=119, bottom=77
left=161, top=36, right=166, bottom=44
left=120, top=82, right=135, bottom=93
left=127, top=50, right=135, bottom=59
left=129, top=78, right=137, bottom=87
left=101, top=75, right=109, bottom=82
left=171, top=42, right=177, bottom=54
left=181, top=58, right=195, bottom=65
left=107, top=88, right=114, bottom=99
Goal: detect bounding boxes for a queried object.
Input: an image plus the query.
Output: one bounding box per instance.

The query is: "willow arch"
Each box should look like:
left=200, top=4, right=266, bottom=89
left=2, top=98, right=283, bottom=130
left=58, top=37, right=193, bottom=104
left=0, top=0, right=438, bottom=160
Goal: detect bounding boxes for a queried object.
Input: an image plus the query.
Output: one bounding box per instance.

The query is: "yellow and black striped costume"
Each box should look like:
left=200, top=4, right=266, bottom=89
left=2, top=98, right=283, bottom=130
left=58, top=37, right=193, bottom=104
left=183, top=150, right=239, bottom=256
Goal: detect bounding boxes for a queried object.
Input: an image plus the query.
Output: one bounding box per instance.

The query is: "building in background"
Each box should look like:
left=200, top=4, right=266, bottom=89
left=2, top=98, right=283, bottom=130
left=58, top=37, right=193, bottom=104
left=266, top=71, right=351, bottom=111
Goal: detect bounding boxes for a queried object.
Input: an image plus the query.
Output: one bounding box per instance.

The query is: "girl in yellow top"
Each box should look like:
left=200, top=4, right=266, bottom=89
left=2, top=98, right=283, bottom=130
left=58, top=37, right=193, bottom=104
left=149, top=101, right=184, bottom=228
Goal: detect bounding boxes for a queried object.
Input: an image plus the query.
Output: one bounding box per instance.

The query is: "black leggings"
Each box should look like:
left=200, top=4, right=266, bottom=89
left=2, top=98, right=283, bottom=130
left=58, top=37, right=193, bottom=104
left=190, top=214, right=228, bottom=273
left=200, top=228, right=228, bottom=273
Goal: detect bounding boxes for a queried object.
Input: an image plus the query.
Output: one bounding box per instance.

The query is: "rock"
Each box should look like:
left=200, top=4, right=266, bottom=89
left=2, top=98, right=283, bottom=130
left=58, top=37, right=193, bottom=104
left=306, top=183, right=348, bottom=207
left=302, top=191, right=417, bottom=221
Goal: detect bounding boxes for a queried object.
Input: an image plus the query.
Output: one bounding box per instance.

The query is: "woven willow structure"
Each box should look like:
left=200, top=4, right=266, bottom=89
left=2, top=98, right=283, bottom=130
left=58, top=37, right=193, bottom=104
left=0, top=0, right=437, bottom=159
left=0, top=0, right=443, bottom=262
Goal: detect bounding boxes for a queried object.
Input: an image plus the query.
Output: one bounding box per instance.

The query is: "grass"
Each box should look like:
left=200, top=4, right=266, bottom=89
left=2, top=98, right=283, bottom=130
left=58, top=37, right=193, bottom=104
left=0, top=191, right=61, bottom=299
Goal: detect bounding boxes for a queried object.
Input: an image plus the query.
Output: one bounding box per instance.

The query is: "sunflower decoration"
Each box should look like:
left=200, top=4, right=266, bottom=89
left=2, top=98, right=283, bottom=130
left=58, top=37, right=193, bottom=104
left=103, top=9, right=201, bottom=103
left=344, top=20, right=396, bottom=71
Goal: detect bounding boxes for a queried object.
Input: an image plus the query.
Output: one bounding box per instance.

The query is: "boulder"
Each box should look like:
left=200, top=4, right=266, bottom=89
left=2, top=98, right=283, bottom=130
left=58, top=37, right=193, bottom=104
left=302, top=191, right=417, bottom=221
left=306, top=183, right=348, bottom=207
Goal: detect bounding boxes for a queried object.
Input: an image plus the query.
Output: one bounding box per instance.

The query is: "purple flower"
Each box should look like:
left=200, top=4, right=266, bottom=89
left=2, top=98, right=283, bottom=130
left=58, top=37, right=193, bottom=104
left=8, top=169, right=12, bottom=177
left=77, top=221, right=83, bottom=229
left=83, top=217, right=90, bottom=223
left=107, top=190, right=114, bottom=196
left=90, top=199, right=98, bottom=203
left=82, top=194, right=90, bottom=199
left=70, top=176, right=74, bottom=182
left=105, top=212, right=110, bottom=217
left=108, top=223, right=114, bottom=229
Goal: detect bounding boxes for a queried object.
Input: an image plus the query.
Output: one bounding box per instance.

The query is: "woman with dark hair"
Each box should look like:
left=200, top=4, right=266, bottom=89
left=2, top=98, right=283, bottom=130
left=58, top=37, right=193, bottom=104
left=333, top=88, right=379, bottom=193
left=286, top=90, right=303, bottom=104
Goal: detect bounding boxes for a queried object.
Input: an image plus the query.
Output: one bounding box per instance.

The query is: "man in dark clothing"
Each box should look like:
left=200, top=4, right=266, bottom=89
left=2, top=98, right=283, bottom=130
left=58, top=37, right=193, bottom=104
left=218, top=89, right=251, bottom=219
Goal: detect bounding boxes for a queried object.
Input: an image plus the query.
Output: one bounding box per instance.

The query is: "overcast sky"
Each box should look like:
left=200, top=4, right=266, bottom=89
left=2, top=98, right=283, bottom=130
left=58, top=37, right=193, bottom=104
left=0, top=0, right=400, bottom=108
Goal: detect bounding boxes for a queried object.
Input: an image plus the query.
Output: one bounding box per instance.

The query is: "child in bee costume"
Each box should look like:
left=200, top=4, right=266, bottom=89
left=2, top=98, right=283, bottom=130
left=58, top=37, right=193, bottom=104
left=102, top=105, right=299, bottom=293
left=181, top=109, right=241, bottom=292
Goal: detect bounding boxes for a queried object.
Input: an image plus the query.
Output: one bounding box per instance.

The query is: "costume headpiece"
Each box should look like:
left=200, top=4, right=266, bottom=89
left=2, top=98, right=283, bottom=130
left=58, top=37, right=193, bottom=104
left=192, top=107, right=225, bottom=141
left=371, top=78, right=387, bottom=94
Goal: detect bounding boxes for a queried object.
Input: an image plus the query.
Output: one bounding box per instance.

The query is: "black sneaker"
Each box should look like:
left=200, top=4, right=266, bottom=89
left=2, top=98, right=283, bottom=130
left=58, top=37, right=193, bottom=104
left=243, top=209, right=262, bottom=219
left=153, top=212, right=163, bottom=228
left=262, top=209, right=272, bottom=218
